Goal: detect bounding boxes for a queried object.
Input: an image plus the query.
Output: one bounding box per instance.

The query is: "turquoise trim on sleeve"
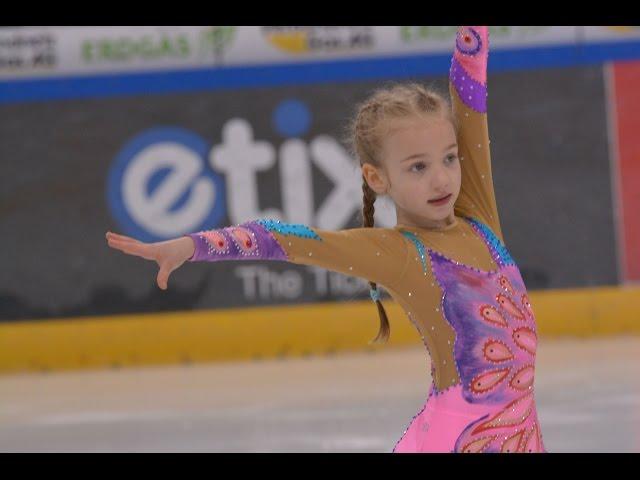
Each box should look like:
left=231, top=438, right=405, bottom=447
left=254, top=219, right=323, bottom=241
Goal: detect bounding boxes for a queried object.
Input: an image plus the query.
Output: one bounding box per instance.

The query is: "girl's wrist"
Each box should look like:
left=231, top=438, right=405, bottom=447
left=178, top=235, right=197, bottom=261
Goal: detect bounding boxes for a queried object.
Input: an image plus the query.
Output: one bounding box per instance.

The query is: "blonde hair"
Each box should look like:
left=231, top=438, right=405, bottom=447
left=345, top=82, right=457, bottom=344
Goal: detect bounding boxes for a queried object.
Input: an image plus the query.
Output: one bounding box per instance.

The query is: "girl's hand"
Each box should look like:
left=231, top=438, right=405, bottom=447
left=105, top=231, right=195, bottom=290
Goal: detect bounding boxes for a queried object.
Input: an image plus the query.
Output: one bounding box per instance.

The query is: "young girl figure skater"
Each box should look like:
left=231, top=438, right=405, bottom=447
left=106, top=25, right=546, bottom=453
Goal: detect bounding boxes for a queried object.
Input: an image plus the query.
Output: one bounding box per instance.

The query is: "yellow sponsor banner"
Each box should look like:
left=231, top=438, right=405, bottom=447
left=1, top=285, right=639, bottom=374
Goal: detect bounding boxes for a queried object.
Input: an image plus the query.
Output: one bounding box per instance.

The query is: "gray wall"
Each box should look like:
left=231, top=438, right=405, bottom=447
left=0, top=64, right=617, bottom=322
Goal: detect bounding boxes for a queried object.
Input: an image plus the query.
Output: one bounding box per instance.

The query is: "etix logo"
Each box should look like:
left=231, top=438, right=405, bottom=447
left=106, top=99, right=395, bottom=243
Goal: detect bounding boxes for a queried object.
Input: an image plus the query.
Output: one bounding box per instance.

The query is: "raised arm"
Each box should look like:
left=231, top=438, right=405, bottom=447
left=185, top=219, right=410, bottom=289
left=449, top=26, right=505, bottom=244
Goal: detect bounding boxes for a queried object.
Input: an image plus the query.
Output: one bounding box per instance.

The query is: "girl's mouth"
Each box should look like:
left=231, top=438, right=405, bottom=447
left=428, top=194, right=452, bottom=206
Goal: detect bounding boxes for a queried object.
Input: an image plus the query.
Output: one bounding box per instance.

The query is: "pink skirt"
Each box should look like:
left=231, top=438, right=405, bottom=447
left=392, top=384, right=546, bottom=453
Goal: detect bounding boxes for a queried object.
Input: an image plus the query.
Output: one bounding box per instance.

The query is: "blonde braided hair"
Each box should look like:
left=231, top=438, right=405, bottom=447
left=346, top=82, right=457, bottom=344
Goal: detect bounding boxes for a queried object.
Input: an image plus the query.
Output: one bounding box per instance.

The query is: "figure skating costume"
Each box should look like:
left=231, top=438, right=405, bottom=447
left=184, top=26, right=546, bottom=453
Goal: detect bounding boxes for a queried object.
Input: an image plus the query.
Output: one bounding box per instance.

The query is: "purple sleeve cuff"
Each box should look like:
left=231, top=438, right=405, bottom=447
left=184, top=220, right=289, bottom=263
left=450, top=26, right=488, bottom=113
left=184, top=233, right=204, bottom=262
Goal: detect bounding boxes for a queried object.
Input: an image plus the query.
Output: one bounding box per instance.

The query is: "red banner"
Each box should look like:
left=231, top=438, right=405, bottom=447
left=610, top=60, right=640, bottom=282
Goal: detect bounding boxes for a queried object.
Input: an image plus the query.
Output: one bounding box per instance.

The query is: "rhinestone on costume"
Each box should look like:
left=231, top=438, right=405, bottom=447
left=401, top=231, right=428, bottom=275
left=229, top=226, right=260, bottom=256
left=465, top=216, right=515, bottom=266
left=255, top=219, right=322, bottom=240
left=450, top=57, right=487, bottom=112
left=200, top=230, right=230, bottom=255
left=456, top=26, right=482, bottom=55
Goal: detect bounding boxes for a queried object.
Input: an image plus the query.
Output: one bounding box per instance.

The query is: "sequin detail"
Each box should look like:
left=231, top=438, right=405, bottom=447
left=431, top=253, right=538, bottom=402
left=452, top=26, right=488, bottom=84
left=200, top=230, right=230, bottom=255
left=401, top=220, right=504, bottom=279
left=228, top=226, right=259, bottom=256
left=450, top=58, right=487, bottom=113
left=456, top=26, right=482, bottom=56
left=498, top=275, right=515, bottom=295
left=188, top=220, right=290, bottom=262
left=450, top=26, right=488, bottom=112
left=255, top=219, right=322, bottom=240
left=465, top=217, right=515, bottom=266
left=428, top=250, right=544, bottom=452
left=401, top=231, right=428, bottom=274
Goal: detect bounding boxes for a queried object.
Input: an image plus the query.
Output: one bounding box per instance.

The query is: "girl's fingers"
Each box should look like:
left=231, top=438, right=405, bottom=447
left=106, top=231, right=139, bottom=244
left=157, top=265, right=171, bottom=290
left=106, top=237, right=137, bottom=253
left=107, top=238, right=155, bottom=260
left=106, top=233, right=175, bottom=291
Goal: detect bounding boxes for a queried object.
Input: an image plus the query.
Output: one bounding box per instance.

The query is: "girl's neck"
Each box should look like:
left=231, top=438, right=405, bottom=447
left=395, top=210, right=458, bottom=231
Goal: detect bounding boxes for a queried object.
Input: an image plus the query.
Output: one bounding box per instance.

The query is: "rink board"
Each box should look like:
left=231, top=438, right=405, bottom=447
left=2, top=36, right=640, bottom=375
left=1, top=285, right=639, bottom=374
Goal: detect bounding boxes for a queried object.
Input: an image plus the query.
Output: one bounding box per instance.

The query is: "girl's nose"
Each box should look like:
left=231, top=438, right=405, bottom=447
left=431, top=167, right=450, bottom=189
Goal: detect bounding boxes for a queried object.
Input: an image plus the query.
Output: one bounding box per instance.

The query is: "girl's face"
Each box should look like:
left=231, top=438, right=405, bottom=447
left=363, top=114, right=461, bottom=229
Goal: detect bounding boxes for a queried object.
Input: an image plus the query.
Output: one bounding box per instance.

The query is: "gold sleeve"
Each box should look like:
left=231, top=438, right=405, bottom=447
left=267, top=222, right=410, bottom=289
left=187, top=219, right=410, bottom=290
left=449, top=25, right=505, bottom=244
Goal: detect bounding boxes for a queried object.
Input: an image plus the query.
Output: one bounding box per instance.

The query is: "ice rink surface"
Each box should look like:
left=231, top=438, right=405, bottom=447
left=1, top=335, right=639, bottom=452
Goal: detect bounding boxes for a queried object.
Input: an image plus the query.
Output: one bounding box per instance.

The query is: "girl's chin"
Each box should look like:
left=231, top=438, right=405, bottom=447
left=426, top=206, right=454, bottom=217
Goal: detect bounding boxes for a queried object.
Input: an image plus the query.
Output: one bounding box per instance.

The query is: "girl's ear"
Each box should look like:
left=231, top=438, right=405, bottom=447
left=361, top=163, right=389, bottom=195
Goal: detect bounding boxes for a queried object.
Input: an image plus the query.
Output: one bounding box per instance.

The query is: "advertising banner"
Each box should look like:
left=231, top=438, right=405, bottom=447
left=5, top=26, right=638, bottom=81
left=0, top=65, right=617, bottom=322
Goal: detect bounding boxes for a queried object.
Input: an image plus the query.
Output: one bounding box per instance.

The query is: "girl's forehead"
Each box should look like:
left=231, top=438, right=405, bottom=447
left=384, top=116, right=456, bottom=146
left=385, top=114, right=453, bottom=136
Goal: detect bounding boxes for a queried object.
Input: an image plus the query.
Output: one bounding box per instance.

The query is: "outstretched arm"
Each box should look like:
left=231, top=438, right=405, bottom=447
left=449, top=26, right=505, bottom=244
left=185, top=219, right=410, bottom=289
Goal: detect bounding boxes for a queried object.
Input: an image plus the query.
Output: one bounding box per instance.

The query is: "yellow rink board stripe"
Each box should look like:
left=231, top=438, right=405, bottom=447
left=1, top=285, right=639, bottom=374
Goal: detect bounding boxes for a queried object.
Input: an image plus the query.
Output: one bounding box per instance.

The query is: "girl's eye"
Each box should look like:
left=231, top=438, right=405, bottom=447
left=446, top=154, right=458, bottom=164
left=410, top=162, right=426, bottom=173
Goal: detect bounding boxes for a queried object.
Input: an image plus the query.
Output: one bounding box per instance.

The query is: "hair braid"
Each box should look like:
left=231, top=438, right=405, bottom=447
left=346, top=81, right=454, bottom=345
left=362, top=176, right=391, bottom=344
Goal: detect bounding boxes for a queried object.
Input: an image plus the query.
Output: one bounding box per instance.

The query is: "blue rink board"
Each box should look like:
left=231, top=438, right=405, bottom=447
left=1, top=40, right=640, bottom=104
